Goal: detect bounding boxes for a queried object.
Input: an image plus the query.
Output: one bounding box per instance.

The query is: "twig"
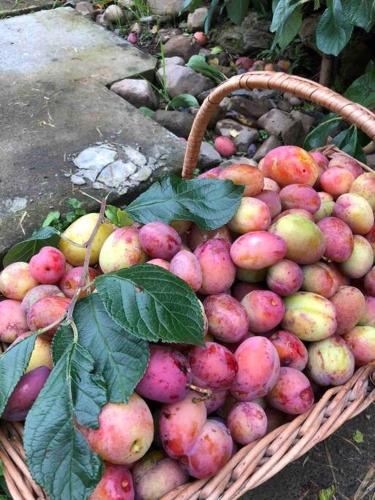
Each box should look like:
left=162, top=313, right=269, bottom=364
left=79, top=190, right=102, bottom=204
left=66, top=197, right=107, bottom=322
left=324, top=441, right=339, bottom=497
left=187, top=383, right=212, bottom=401
left=353, top=466, right=375, bottom=500
left=58, top=233, right=87, bottom=249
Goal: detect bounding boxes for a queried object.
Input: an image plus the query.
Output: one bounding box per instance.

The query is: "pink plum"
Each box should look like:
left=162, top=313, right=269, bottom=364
left=29, top=246, right=66, bottom=284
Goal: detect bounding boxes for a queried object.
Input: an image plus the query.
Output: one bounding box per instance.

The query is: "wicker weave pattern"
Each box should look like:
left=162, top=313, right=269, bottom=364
left=0, top=72, right=375, bottom=500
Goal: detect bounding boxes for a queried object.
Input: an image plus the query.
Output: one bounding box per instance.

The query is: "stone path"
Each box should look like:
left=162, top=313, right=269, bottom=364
left=0, top=7, right=186, bottom=255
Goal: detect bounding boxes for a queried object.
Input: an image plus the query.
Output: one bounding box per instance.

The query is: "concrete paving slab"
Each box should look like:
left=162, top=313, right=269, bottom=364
left=0, top=0, right=60, bottom=17
left=0, top=7, right=186, bottom=256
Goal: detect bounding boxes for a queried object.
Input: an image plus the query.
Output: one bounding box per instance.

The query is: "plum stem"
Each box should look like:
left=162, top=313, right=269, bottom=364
left=186, top=383, right=212, bottom=401
left=66, top=197, right=108, bottom=322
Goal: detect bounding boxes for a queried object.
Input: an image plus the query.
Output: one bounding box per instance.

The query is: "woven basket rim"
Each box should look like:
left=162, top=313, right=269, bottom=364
left=1, top=72, right=375, bottom=500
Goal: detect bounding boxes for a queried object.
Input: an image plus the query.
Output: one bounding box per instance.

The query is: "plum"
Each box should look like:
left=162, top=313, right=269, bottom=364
left=273, top=208, right=314, bottom=223
left=203, top=294, right=249, bottom=343
left=267, top=367, right=314, bottom=415
left=307, top=336, right=355, bottom=386
left=237, top=267, right=267, bottom=283
left=59, top=213, right=114, bottom=266
left=343, top=326, right=375, bottom=366
left=302, top=263, right=338, bottom=298
left=339, top=235, right=374, bottom=279
left=188, top=224, right=232, bottom=251
left=269, top=215, right=325, bottom=265
left=317, top=217, right=353, bottom=263
left=170, top=250, right=202, bottom=291
left=333, top=193, right=374, bottom=235
left=231, top=282, right=263, bottom=302
left=198, top=167, right=222, bottom=179
left=215, top=136, right=236, bottom=157
left=228, top=197, right=271, bottom=233
left=0, top=262, right=39, bottom=300
left=314, top=192, right=335, bottom=222
left=132, top=451, right=188, bottom=500
left=139, top=222, right=182, bottom=260
left=331, top=286, right=366, bottom=335
left=241, top=291, right=284, bottom=333
left=254, top=190, right=282, bottom=218
left=90, top=464, right=134, bottom=500
left=2, top=366, right=50, bottom=421
left=218, top=164, right=264, bottom=196
left=259, top=146, right=319, bottom=187
left=364, top=267, right=375, bottom=296
left=204, top=389, right=228, bottom=415
left=227, top=402, right=267, bottom=445
left=270, top=330, right=308, bottom=370
left=146, top=258, right=170, bottom=270
left=59, top=266, right=98, bottom=298
left=99, top=227, right=147, bottom=273
left=0, top=300, right=29, bottom=343
left=319, top=167, right=354, bottom=197
left=21, top=285, right=64, bottom=314
left=266, top=259, right=303, bottom=296
left=183, top=419, right=233, bottom=479
left=27, top=296, right=70, bottom=336
left=282, top=292, right=337, bottom=341
left=136, top=346, right=190, bottom=404
left=328, top=154, right=362, bottom=178
left=310, top=151, right=329, bottom=171
left=11, top=332, right=53, bottom=372
left=263, top=177, right=281, bottom=192
left=231, top=337, right=280, bottom=401
left=188, top=342, right=238, bottom=389
left=81, top=397, right=154, bottom=465
left=366, top=224, right=375, bottom=254
left=350, top=172, right=375, bottom=209
left=359, top=296, right=375, bottom=327
left=195, top=239, right=235, bottom=295
left=29, top=246, right=66, bottom=284
left=159, top=391, right=207, bottom=458
left=230, top=231, right=287, bottom=270
left=279, top=184, right=321, bottom=214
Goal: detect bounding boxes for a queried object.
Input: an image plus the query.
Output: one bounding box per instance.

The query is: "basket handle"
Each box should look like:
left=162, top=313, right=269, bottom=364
left=182, top=71, right=375, bottom=179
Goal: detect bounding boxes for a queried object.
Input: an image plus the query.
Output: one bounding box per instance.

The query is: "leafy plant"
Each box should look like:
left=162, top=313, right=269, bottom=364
left=353, top=429, right=364, bottom=443
left=42, top=198, right=87, bottom=233
left=271, top=0, right=375, bottom=55
left=0, top=175, right=244, bottom=497
left=186, top=55, right=226, bottom=83
left=318, top=484, right=336, bottom=500
left=167, top=94, right=199, bottom=110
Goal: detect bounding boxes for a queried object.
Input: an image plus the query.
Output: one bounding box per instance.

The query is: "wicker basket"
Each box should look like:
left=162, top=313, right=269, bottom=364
left=1, top=72, right=375, bottom=500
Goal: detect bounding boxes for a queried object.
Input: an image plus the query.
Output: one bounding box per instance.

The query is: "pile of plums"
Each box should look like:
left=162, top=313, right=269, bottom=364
left=1, top=145, right=375, bottom=499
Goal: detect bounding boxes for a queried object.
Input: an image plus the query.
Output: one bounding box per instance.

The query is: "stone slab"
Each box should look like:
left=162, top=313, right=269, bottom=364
left=0, top=0, right=60, bottom=17
left=0, top=7, right=186, bottom=256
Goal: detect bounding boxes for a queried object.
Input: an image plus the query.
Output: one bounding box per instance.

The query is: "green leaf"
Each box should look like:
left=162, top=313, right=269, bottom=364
left=96, top=265, right=205, bottom=345
left=204, top=0, right=219, bottom=32
left=70, top=343, right=107, bottom=428
left=3, top=226, right=60, bottom=267
left=52, top=324, right=74, bottom=365
left=344, top=63, right=375, bottom=109
left=225, top=0, right=250, bottom=24
left=318, top=484, right=336, bottom=500
left=180, top=0, right=203, bottom=13
left=332, top=125, right=366, bottom=162
left=105, top=205, right=134, bottom=227
left=303, top=115, right=342, bottom=150
left=210, top=46, right=223, bottom=55
left=74, top=294, right=150, bottom=402
left=167, top=94, right=199, bottom=110
left=139, top=106, right=155, bottom=119
left=0, top=335, right=36, bottom=417
left=187, top=55, right=226, bottom=83
left=24, top=347, right=103, bottom=500
left=316, top=0, right=353, bottom=56
left=272, top=4, right=302, bottom=50
left=67, top=198, right=82, bottom=210
left=353, top=429, right=364, bottom=443
left=42, top=210, right=61, bottom=228
left=126, top=175, right=243, bottom=230
left=342, top=0, right=375, bottom=31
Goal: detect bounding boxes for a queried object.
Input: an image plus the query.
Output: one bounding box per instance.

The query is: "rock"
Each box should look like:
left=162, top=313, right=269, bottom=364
left=164, top=56, right=185, bottom=66
left=284, top=92, right=303, bottom=106
left=366, top=154, right=375, bottom=169
left=96, top=13, right=107, bottom=26
left=148, top=0, right=184, bottom=15
left=241, top=11, right=273, bottom=51
left=187, top=7, right=208, bottom=31
left=291, top=110, right=316, bottom=134
left=110, top=79, right=159, bottom=109
left=199, top=141, right=222, bottom=168
left=228, top=92, right=277, bottom=119
left=157, top=64, right=214, bottom=97
left=164, top=34, right=200, bottom=62
left=73, top=145, right=118, bottom=182
left=253, top=136, right=282, bottom=161
left=104, top=5, right=124, bottom=24
left=220, top=157, right=258, bottom=168
left=117, top=0, right=134, bottom=6
left=97, top=160, right=137, bottom=188
left=258, top=109, right=304, bottom=145
left=75, top=1, right=94, bottom=17
left=154, top=110, right=194, bottom=138
left=158, top=27, right=182, bottom=43
left=213, top=24, right=243, bottom=54
left=215, top=119, right=259, bottom=153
